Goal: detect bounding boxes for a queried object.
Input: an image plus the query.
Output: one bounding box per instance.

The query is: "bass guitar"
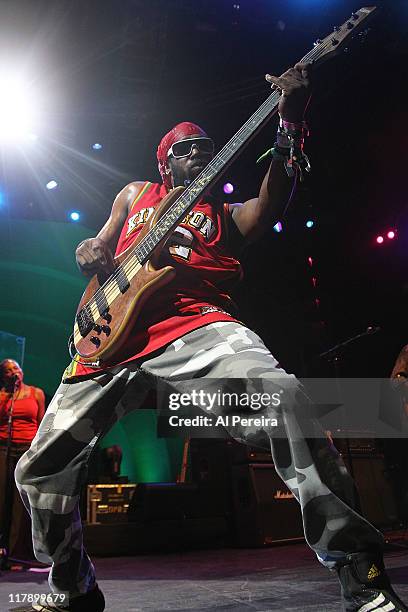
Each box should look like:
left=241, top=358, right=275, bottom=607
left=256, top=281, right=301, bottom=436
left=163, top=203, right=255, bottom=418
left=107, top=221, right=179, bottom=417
left=69, top=6, right=377, bottom=366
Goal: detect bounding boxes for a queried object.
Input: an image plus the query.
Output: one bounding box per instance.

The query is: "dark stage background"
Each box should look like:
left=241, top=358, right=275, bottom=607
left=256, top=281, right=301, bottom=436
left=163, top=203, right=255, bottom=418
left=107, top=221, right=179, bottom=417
left=0, top=0, right=406, bottom=480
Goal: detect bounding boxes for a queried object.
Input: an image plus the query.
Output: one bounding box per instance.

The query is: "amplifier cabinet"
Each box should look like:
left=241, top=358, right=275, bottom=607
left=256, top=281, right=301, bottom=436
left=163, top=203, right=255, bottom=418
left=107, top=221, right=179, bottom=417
left=341, top=456, right=398, bottom=528
left=231, top=463, right=304, bottom=547
left=86, top=483, right=136, bottom=524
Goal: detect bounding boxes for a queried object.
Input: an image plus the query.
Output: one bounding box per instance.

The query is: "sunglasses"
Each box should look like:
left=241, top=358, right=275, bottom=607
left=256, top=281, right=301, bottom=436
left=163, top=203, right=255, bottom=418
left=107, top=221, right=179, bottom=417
left=167, top=137, right=215, bottom=159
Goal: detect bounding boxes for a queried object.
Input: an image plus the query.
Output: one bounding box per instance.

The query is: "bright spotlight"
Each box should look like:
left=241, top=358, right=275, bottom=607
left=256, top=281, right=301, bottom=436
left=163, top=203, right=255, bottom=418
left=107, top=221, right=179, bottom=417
left=69, top=211, right=80, bottom=222
left=0, top=74, right=36, bottom=143
left=306, top=220, right=314, bottom=228
left=387, top=230, right=395, bottom=239
left=92, top=143, right=102, bottom=150
left=223, top=182, right=234, bottom=194
left=273, top=221, right=283, bottom=233
left=376, top=236, right=384, bottom=244
left=46, top=180, right=58, bottom=190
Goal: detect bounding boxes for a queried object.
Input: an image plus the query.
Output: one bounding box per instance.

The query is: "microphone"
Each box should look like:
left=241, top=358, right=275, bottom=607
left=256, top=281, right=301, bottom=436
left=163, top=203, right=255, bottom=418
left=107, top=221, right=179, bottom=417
left=9, top=374, right=20, bottom=390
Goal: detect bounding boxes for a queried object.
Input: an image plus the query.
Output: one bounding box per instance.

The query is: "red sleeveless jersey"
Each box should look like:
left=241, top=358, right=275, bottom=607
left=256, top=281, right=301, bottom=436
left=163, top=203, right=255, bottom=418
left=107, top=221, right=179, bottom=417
left=65, top=182, right=243, bottom=379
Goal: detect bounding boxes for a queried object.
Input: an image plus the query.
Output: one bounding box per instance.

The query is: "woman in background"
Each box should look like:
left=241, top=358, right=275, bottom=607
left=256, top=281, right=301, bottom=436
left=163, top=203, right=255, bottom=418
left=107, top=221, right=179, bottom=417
left=0, top=359, right=45, bottom=564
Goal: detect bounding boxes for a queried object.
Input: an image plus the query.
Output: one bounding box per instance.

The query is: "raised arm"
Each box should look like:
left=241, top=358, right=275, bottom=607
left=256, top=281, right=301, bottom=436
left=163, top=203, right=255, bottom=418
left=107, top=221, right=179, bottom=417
left=75, top=181, right=144, bottom=276
left=231, top=63, right=311, bottom=244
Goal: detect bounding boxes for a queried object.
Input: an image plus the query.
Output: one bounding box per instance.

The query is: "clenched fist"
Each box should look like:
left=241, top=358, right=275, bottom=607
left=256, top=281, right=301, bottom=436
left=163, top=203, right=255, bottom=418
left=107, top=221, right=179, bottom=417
left=75, top=237, right=115, bottom=277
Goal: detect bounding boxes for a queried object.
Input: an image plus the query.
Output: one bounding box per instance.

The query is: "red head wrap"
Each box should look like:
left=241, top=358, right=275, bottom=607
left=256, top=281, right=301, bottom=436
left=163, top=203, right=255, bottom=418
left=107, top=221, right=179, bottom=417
left=156, top=121, right=208, bottom=190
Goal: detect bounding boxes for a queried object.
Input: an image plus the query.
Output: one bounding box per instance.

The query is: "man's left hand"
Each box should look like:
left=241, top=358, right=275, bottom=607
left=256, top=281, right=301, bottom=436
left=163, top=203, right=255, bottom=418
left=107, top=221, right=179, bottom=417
left=265, top=62, right=312, bottom=123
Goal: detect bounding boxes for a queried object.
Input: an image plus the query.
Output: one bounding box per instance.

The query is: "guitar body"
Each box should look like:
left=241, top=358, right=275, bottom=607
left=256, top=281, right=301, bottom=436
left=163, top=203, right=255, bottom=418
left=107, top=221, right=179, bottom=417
left=73, top=186, right=185, bottom=363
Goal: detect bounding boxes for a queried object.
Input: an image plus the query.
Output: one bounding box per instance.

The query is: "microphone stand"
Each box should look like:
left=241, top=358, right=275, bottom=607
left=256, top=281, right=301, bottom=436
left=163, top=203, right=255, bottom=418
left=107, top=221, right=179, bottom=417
left=319, top=326, right=381, bottom=479
left=0, top=377, right=19, bottom=571
left=319, top=326, right=381, bottom=363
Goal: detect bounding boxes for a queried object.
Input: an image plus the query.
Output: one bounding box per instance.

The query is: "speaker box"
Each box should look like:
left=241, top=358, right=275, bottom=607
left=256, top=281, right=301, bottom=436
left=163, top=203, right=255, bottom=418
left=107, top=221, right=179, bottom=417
left=189, top=439, right=235, bottom=517
left=343, top=455, right=398, bottom=528
left=231, top=463, right=304, bottom=547
left=127, top=482, right=205, bottom=521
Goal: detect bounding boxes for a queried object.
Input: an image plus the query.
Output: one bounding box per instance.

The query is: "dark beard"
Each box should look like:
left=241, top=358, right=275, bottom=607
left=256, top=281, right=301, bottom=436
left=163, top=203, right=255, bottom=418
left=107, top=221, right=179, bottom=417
left=171, top=164, right=204, bottom=188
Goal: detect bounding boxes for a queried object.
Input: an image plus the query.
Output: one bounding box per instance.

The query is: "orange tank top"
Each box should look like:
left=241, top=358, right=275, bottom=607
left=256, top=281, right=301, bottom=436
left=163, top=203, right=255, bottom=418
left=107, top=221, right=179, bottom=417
left=65, top=182, right=243, bottom=379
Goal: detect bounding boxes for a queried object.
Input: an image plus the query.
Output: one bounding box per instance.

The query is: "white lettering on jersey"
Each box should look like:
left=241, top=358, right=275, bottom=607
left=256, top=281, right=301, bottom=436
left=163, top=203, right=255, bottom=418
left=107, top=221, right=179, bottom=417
left=169, top=226, right=194, bottom=261
left=126, top=207, right=155, bottom=236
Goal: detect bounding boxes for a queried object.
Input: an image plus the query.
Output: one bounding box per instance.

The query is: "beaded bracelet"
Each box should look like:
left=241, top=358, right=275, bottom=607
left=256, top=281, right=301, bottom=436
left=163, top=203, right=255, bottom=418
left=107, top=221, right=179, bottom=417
left=257, top=117, right=311, bottom=179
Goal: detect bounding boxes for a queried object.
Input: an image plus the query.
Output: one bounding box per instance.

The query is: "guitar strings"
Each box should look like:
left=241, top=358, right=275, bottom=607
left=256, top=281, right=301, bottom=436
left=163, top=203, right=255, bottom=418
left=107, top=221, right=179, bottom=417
left=79, top=36, right=333, bottom=326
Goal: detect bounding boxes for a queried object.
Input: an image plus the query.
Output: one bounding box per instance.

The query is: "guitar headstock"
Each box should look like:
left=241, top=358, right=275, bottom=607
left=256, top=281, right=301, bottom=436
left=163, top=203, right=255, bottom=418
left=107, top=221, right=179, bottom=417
left=310, top=6, right=378, bottom=65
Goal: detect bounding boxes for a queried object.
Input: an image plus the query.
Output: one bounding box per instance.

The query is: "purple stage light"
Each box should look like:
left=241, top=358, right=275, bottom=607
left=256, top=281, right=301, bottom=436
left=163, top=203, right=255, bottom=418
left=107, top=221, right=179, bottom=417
left=387, top=230, right=395, bottom=239
left=223, top=182, right=234, bottom=195
left=376, top=236, right=384, bottom=244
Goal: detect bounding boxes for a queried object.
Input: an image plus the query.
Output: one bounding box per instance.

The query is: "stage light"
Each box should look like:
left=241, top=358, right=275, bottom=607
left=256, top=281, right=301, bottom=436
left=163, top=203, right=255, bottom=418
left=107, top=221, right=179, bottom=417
left=376, top=236, right=384, bottom=244
left=273, top=221, right=283, bottom=233
left=69, top=211, right=80, bottom=222
left=92, top=143, right=102, bottom=151
left=306, top=220, right=314, bottom=228
left=46, top=180, right=58, bottom=190
left=223, top=182, right=234, bottom=194
left=0, top=74, right=36, bottom=143
left=387, top=230, right=395, bottom=239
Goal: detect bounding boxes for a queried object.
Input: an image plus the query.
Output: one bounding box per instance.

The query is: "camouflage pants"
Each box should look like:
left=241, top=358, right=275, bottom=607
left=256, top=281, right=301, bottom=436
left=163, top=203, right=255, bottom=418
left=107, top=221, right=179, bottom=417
left=15, top=322, right=383, bottom=597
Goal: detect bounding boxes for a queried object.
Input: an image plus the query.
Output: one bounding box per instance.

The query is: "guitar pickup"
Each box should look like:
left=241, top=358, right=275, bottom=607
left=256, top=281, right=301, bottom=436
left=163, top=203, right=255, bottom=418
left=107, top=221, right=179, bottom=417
left=115, top=267, right=130, bottom=294
left=95, top=290, right=109, bottom=316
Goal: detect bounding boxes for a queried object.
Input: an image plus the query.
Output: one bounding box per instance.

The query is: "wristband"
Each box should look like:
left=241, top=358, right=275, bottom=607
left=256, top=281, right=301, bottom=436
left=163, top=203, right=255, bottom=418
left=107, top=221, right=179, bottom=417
left=279, top=117, right=309, bottom=134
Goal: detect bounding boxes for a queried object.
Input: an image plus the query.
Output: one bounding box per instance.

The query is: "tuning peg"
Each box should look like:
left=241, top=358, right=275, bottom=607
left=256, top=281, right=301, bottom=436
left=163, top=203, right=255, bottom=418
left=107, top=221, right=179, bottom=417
left=351, top=12, right=359, bottom=21
left=313, top=38, right=322, bottom=46
left=333, top=25, right=340, bottom=32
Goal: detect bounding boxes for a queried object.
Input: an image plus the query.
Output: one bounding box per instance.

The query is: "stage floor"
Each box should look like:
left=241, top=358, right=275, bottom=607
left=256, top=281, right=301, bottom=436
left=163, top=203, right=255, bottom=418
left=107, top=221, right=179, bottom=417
left=1, top=543, right=408, bottom=611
